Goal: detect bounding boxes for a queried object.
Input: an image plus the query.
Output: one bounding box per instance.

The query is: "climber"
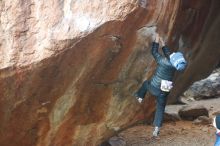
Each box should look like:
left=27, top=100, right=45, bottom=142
left=213, top=115, right=220, bottom=146
left=134, top=33, right=187, bottom=137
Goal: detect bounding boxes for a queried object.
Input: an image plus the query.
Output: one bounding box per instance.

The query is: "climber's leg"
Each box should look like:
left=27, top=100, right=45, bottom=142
left=134, top=80, right=149, bottom=103
left=152, top=91, right=168, bottom=136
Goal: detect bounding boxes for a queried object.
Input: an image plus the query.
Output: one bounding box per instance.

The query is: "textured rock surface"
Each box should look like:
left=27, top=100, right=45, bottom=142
left=184, top=68, right=220, bottom=100
left=163, top=112, right=181, bottom=122
left=179, top=105, right=209, bottom=121
left=193, top=116, right=212, bottom=125
left=0, top=0, right=220, bottom=146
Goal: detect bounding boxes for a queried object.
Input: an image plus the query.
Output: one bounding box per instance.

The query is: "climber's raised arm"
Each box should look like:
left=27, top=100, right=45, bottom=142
left=151, top=33, right=162, bottom=62
left=160, top=37, right=171, bottom=58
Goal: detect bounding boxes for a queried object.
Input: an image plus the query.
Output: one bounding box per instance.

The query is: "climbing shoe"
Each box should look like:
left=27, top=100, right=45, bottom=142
left=134, top=93, right=143, bottom=103
left=136, top=97, right=143, bottom=103
left=152, top=127, right=160, bottom=137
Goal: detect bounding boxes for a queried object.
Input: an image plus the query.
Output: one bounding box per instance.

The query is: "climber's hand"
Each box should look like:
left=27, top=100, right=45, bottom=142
left=159, top=37, right=165, bottom=46
left=155, top=33, right=159, bottom=43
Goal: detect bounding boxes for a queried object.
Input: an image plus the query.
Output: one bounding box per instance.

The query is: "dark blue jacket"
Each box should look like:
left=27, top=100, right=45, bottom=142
left=148, top=42, right=176, bottom=96
left=215, top=133, right=220, bottom=146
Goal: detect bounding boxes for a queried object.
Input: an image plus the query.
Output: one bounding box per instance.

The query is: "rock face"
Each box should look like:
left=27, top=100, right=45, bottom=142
left=0, top=0, right=220, bottom=146
left=184, top=68, right=220, bottom=100
left=179, top=105, right=209, bottom=121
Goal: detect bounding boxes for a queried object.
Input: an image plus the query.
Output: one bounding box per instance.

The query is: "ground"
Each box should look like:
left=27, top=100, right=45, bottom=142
left=118, top=121, right=215, bottom=146
left=112, top=98, right=220, bottom=146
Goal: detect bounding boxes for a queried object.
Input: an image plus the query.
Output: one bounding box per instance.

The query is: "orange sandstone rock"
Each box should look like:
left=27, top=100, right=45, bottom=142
left=0, top=0, right=220, bottom=145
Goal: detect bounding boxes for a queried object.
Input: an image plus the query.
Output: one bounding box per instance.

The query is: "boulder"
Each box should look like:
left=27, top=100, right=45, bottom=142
left=164, top=112, right=181, bottom=122
left=0, top=0, right=220, bottom=146
left=193, top=116, right=212, bottom=125
left=179, top=105, right=209, bottom=121
left=164, top=105, right=182, bottom=122
left=108, top=136, right=126, bottom=146
left=184, top=68, right=220, bottom=100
